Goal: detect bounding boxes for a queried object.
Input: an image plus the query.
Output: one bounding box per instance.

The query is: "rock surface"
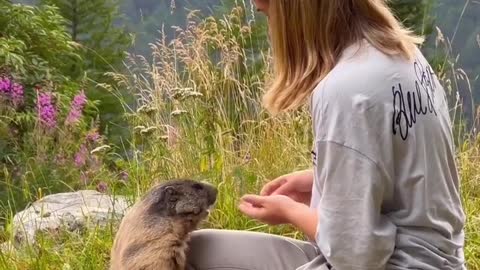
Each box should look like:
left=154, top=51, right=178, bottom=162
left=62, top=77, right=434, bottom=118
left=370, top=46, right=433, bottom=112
left=12, top=190, right=130, bottom=245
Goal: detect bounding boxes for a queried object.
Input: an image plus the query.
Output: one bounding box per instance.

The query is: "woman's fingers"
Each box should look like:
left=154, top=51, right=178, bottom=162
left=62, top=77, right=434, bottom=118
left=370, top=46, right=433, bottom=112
left=239, top=195, right=266, bottom=219
left=260, top=178, right=287, bottom=196
left=241, top=194, right=266, bottom=207
left=239, top=202, right=266, bottom=220
left=271, top=180, right=293, bottom=196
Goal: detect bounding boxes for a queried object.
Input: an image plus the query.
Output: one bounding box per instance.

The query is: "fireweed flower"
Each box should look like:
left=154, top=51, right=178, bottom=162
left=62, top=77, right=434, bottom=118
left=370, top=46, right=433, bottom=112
left=96, top=181, right=108, bottom=193
left=11, top=82, right=24, bottom=107
left=0, top=77, right=24, bottom=107
left=0, top=77, right=11, bottom=94
left=36, top=92, right=57, bottom=129
left=86, top=129, right=101, bottom=143
left=74, top=144, right=88, bottom=168
left=65, top=91, right=87, bottom=126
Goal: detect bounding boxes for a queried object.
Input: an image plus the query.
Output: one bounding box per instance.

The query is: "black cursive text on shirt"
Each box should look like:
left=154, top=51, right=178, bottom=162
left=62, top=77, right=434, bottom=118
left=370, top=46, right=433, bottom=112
left=392, top=60, right=438, bottom=140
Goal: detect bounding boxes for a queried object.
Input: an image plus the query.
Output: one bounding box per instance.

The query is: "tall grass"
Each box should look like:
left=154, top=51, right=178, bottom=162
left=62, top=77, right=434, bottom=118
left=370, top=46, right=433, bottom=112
left=0, top=3, right=479, bottom=270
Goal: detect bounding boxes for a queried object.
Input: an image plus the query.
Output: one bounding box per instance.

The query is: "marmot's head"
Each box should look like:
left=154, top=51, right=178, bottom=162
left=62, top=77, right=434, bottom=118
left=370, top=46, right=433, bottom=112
left=143, top=179, right=217, bottom=229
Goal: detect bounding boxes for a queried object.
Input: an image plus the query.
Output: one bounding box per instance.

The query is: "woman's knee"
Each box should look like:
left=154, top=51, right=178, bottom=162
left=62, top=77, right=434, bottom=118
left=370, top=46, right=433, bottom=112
left=189, top=228, right=228, bottom=247
left=186, top=229, right=320, bottom=270
left=186, top=229, right=241, bottom=269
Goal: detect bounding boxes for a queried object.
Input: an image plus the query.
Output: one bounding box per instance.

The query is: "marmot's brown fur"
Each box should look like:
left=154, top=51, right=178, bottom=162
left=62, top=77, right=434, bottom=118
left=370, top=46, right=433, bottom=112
left=109, top=179, right=217, bottom=270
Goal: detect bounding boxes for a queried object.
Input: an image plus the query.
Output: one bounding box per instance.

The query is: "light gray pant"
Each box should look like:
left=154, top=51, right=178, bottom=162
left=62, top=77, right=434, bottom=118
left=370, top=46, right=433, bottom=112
left=186, top=229, right=331, bottom=270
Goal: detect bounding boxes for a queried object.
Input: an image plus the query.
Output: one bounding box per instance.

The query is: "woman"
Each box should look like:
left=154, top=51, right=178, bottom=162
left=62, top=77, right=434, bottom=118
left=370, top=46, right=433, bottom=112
left=186, top=1, right=466, bottom=269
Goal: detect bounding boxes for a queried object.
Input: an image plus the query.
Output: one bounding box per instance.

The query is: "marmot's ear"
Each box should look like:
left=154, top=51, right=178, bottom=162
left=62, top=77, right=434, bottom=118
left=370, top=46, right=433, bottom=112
left=156, top=185, right=178, bottom=204
left=164, top=186, right=175, bottom=195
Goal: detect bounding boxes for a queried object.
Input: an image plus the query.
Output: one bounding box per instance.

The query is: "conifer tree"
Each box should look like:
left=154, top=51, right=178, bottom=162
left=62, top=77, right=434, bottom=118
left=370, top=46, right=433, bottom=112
left=389, top=0, right=436, bottom=38
left=40, top=0, right=133, bottom=81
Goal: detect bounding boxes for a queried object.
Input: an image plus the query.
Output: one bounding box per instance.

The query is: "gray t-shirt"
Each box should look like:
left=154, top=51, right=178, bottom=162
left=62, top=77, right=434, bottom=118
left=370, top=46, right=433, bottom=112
left=308, top=40, right=466, bottom=270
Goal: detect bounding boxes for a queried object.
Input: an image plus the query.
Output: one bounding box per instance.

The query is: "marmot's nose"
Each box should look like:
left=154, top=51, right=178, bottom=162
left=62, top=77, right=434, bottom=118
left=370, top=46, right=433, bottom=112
left=199, top=180, right=218, bottom=205
left=208, top=187, right=217, bottom=205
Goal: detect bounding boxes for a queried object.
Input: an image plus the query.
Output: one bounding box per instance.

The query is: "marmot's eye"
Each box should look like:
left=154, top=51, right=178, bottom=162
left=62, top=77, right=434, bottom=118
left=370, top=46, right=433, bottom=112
left=192, top=183, right=203, bottom=190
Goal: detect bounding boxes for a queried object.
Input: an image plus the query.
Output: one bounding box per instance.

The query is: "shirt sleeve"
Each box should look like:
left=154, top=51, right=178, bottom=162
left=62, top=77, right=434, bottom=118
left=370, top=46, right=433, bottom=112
left=313, top=140, right=397, bottom=270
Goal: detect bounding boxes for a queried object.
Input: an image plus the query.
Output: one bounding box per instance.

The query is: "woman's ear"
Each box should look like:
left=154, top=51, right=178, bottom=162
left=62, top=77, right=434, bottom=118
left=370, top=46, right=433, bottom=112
left=254, top=0, right=269, bottom=14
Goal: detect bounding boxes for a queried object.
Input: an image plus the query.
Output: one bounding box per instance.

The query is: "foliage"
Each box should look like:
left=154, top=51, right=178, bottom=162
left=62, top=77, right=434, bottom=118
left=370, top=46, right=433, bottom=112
left=0, top=2, right=121, bottom=215
left=429, top=0, right=480, bottom=125
left=37, top=0, right=135, bottom=148
left=0, top=1, right=80, bottom=84
left=120, top=0, right=218, bottom=55
left=39, top=0, right=133, bottom=82
left=0, top=75, right=119, bottom=217
left=389, top=0, right=436, bottom=37
left=114, top=6, right=276, bottom=163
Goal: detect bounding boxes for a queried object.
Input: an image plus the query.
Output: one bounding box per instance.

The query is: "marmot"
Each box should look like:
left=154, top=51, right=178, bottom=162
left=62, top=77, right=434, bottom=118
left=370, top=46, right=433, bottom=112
left=109, top=179, right=218, bottom=270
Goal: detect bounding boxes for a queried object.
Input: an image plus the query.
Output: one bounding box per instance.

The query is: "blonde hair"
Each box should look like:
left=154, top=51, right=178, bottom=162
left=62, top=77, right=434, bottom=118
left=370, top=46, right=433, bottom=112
left=262, top=0, right=425, bottom=115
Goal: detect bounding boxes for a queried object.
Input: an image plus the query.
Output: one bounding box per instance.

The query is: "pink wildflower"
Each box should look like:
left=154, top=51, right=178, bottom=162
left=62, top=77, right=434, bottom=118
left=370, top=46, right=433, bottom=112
left=11, top=82, right=24, bottom=107
left=96, top=182, right=108, bottom=193
left=36, top=92, right=57, bottom=129
left=65, top=90, right=87, bottom=126
left=0, top=77, right=24, bottom=107
left=86, top=129, right=101, bottom=143
left=74, top=144, right=88, bottom=168
left=0, top=77, right=11, bottom=94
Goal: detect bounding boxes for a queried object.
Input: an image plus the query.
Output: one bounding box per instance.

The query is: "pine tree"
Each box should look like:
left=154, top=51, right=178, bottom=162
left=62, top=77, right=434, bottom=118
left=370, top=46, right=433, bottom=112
left=39, top=0, right=133, bottom=81
left=389, top=0, right=436, bottom=38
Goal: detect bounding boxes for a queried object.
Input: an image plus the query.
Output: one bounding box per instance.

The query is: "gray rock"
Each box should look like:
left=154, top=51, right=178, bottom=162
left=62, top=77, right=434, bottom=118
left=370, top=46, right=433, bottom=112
left=12, top=190, right=130, bottom=245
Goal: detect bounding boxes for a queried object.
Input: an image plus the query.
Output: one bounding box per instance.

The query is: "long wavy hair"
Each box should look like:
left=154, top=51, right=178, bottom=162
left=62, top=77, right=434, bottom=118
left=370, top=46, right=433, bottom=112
left=262, top=0, right=424, bottom=115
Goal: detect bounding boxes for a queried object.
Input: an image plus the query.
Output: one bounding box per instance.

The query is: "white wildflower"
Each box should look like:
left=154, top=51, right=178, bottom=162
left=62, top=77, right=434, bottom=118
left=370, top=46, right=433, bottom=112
left=140, top=126, right=158, bottom=135
left=171, top=110, right=187, bottom=116
left=90, top=145, right=111, bottom=155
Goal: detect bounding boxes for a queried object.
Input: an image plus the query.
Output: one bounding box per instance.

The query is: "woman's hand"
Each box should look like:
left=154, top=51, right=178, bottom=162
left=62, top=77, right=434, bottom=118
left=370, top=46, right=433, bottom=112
left=238, top=194, right=298, bottom=225
left=238, top=194, right=319, bottom=240
left=260, top=169, right=314, bottom=205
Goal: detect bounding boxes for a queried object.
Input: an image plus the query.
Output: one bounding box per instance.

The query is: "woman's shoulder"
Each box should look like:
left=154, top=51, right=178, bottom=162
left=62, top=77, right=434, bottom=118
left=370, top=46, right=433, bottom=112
left=312, top=41, right=434, bottom=110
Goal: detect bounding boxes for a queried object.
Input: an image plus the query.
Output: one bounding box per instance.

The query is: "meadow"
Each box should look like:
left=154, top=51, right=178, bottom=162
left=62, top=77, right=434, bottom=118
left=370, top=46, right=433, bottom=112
left=0, top=3, right=479, bottom=270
